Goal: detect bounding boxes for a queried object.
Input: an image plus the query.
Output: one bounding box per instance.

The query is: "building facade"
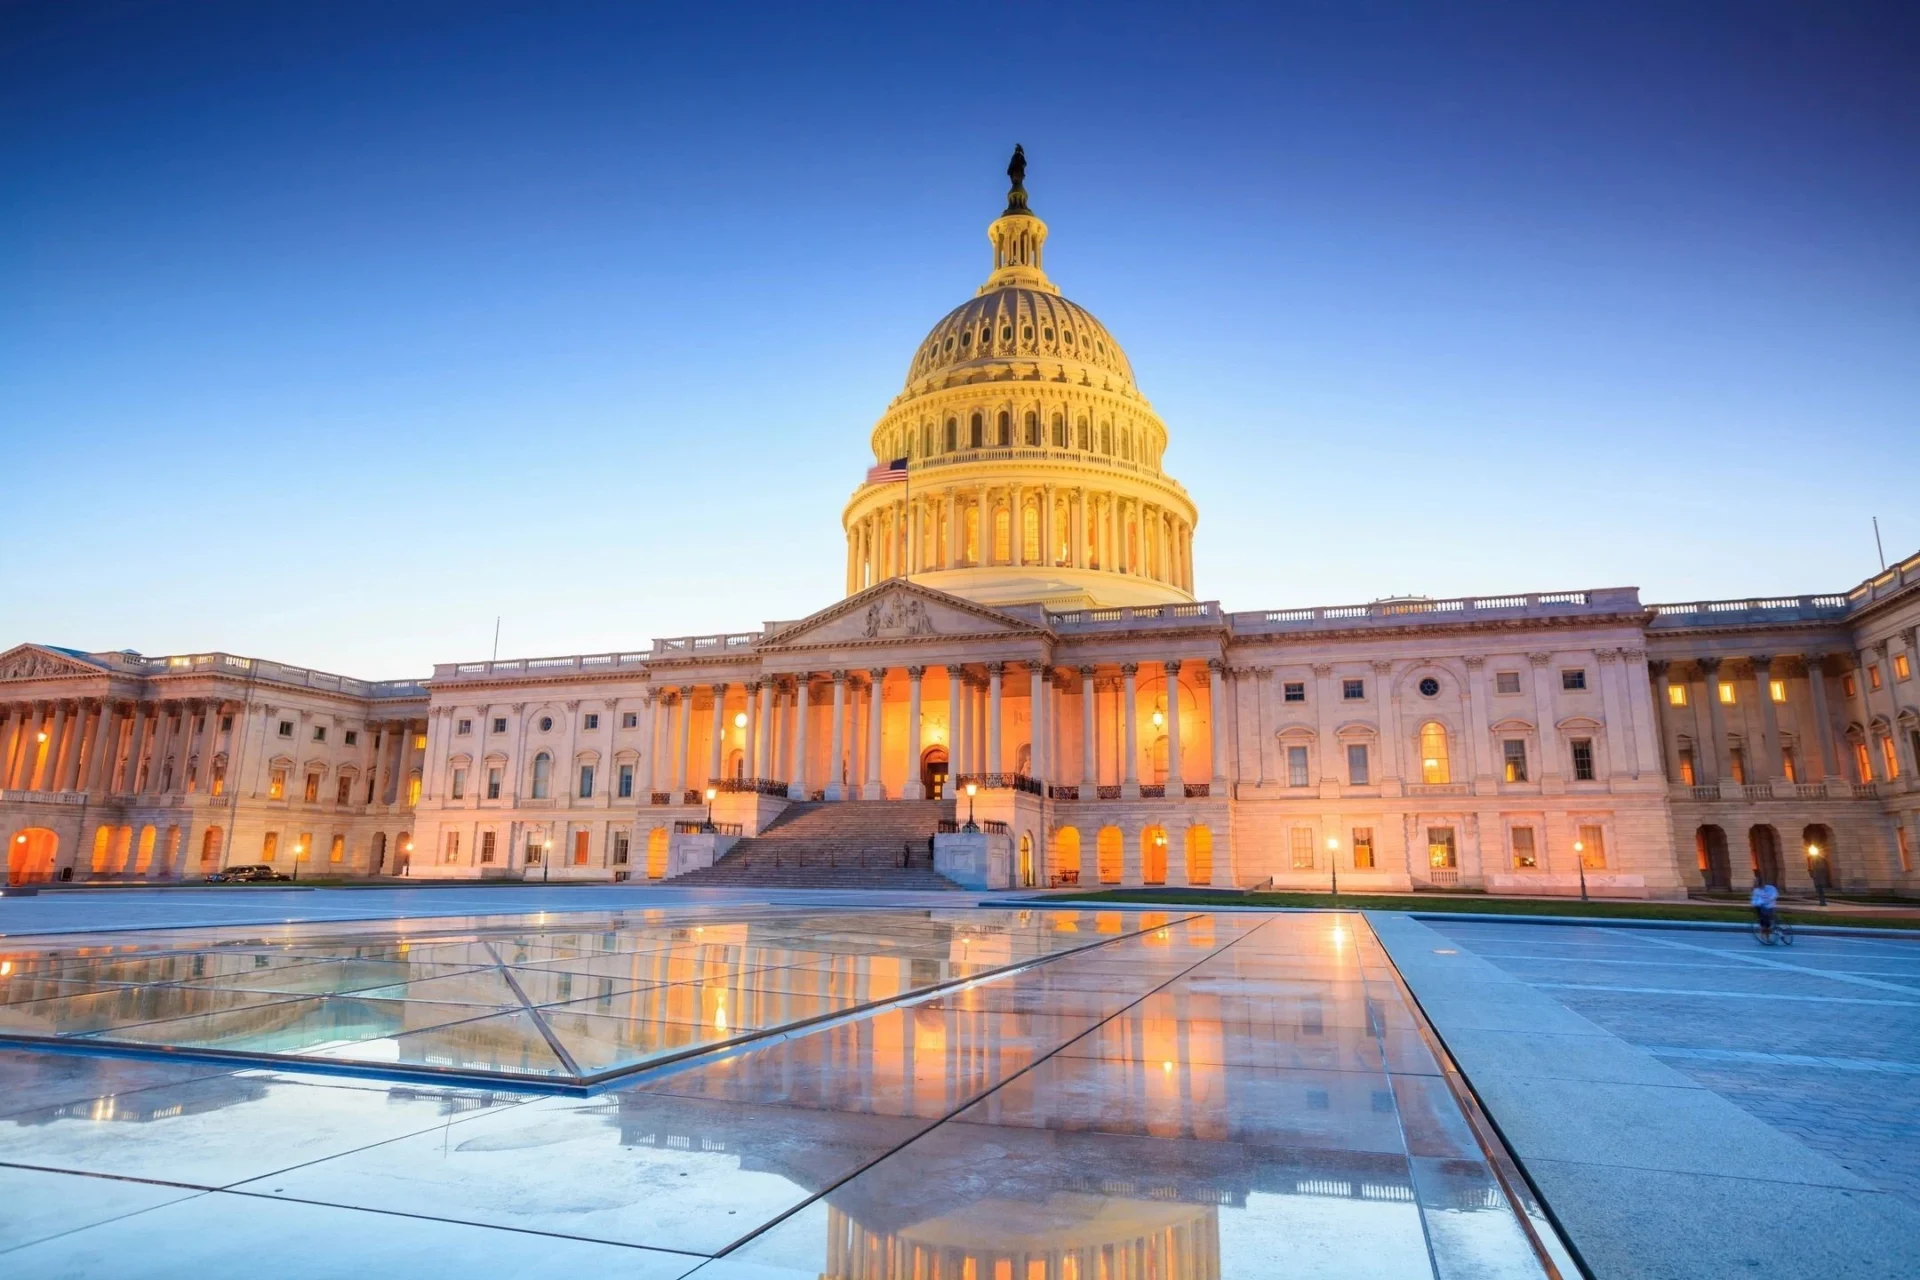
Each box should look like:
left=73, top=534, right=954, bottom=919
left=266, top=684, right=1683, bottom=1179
left=6, top=158, right=1917, bottom=895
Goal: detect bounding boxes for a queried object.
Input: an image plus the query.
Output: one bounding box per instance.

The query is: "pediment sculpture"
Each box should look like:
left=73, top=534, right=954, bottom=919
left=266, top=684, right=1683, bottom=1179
left=0, top=646, right=98, bottom=681
left=864, top=593, right=936, bottom=639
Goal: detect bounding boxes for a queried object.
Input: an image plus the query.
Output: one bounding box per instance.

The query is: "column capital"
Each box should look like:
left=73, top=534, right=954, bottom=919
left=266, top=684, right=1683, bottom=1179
left=1371, top=660, right=1393, bottom=675
left=1595, top=648, right=1620, bottom=664
left=945, top=664, right=966, bottom=681
left=1527, top=652, right=1551, bottom=667
left=831, top=669, right=849, bottom=683
left=744, top=679, right=761, bottom=695
left=1077, top=665, right=1097, bottom=679
left=1748, top=654, right=1773, bottom=672
left=906, top=665, right=925, bottom=680
left=867, top=667, right=888, bottom=681
left=709, top=681, right=729, bottom=695
left=1696, top=656, right=1722, bottom=674
left=1163, top=659, right=1182, bottom=676
left=1619, top=647, right=1646, bottom=662
left=1804, top=653, right=1828, bottom=674
left=986, top=661, right=1005, bottom=677
left=1462, top=655, right=1486, bottom=669
left=675, top=686, right=693, bottom=699
left=1311, top=663, right=1332, bottom=678
left=1207, top=658, right=1226, bottom=675
left=1119, top=662, right=1138, bottom=677
left=1647, top=659, right=1669, bottom=677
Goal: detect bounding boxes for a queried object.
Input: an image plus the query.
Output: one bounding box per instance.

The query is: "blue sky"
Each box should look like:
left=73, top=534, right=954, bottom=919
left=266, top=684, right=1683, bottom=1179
left=3, top=1, right=1914, bottom=677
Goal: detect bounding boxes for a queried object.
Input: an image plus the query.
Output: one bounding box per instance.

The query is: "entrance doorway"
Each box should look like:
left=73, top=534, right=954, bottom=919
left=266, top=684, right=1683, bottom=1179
left=8, top=828, right=58, bottom=884
left=1749, top=824, right=1783, bottom=886
left=1019, top=833, right=1035, bottom=888
left=921, top=747, right=949, bottom=798
left=1803, top=824, right=1837, bottom=892
left=1142, top=824, right=1168, bottom=885
left=1695, top=825, right=1731, bottom=890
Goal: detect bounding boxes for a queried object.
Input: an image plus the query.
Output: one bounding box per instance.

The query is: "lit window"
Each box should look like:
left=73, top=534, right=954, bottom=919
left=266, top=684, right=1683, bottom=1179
left=1842, top=675, right=1857, bottom=699
left=1283, top=682, right=1305, bottom=703
left=1884, top=736, right=1901, bottom=780
left=1347, top=744, right=1370, bottom=786
left=336, top=776, right=351, bottom=804
left=1495, top=672, right=1522, bottom=695
left=1352, top=828, right=1375, bottom=869
left=457, top=719, right=472, bottom=735
left=1342, top=679, right=1365, bottom=700
left=1668, top=684, right=1687, bottom=707
left=1287, top=745, right=1310, bottom=787
left=1769, top=679, right=1787, bottom=703
left=444, top=831, right=460, bottom=864
left=304, top=772, right=321, bottom=803
left=262, top=831, right=279, bottom=860
left=413, top=734, right=426, bottom=750
left=1561, top=669, right=1587, bottom=691
left=1511, top=826, right=1537, bottom=869
left=1781, top=746, right=1797, bottom=783
left=583, top=714, right=599, bottom=731
left=451, top=768, right=466, bottom=800
left=1577, top=825, right=1606, bottom=870
left=1718, top=682, right=1736, bottom=704
left=312, top=726, right=327, bottom=743
left=1427, top=827, right=1457, bottom=868
left=1503, top=740, right=1528, bottom=783
left=486, top=767, right=502, bottom=800
left=1897, top=654, right=1912, bottom=681
left=1571, top=738, right=1595, bottom=781
left=1869, top=666, right=1883, bottom=691
left=1729, top=748, right=1746, bottom=785
left=268, top=767, right=287, bottom=800
left=1290, top=827, right=1315, bottom=869
left=1678, top=748, right=1696, bottom=786
left=1420, top=723, right=1450, bottom=785
left=407, top=775, right=420, bottom=805
left=1855, top=741, right=1873, bottom=783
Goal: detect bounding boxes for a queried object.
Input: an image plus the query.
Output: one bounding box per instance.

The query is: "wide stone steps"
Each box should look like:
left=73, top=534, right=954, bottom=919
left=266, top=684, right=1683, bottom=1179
left=667, top=798, right=962, bottom=890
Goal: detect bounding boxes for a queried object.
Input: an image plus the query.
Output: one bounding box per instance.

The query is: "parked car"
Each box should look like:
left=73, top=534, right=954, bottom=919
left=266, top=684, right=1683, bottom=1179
left=206, top=864, right=292, bottom=883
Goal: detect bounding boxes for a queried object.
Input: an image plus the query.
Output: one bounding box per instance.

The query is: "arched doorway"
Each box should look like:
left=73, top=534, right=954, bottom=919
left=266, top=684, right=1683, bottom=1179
left=1097, top=826, right=1123, bottom=884
left=395, top=832, right=412, bottom=875
left=8, top=828, right=57, bottom=884
left=371, top=832, right=387, bottom=873
left=1803, top=824, right=1837, bottom=893
left=1054, top=827, right=1081, bottom=884
left=1185, top=825, right=1213, bottom=886
left=1018, top=833, right=1035, bottom=888
left=201, top=825, right=225, bottom=870
left=1749, top=824, right=1783, bottom=886
left=921, top=747, right=949, bottom=798
left=134, top=825, right=157, bottom=876
left=646, top=826, right=670, bottom=879
left=1142, top=825, right=1168, bottom=885
left=1695, top=825, right=1731, bottom=890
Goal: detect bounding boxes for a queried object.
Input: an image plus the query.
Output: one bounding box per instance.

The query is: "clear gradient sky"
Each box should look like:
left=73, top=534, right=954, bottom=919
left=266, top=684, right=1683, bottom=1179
left=3, top=2, right=1915, bottom=678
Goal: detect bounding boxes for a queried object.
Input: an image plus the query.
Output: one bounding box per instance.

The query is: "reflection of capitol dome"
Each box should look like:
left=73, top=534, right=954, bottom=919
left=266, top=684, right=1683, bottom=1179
left=844, top=148, right=1197, bottom=610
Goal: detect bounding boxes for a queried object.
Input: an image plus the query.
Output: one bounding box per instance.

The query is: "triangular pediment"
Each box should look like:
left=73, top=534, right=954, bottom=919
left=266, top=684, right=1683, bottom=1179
left=0, top=644, right=108, bottom=682
left=763, top=582, right=1046, bottom=650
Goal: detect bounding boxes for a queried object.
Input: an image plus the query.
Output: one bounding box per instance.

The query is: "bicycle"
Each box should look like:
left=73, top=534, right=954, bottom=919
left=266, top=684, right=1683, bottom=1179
left=1751, top=914, right=1795, bottom=947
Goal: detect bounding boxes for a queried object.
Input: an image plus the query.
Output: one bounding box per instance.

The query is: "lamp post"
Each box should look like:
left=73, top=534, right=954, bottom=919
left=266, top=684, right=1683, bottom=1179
left=963, top=781, right=979, bottom=832
left=702, top=786, right=717, bottom=833
left=1573, top=839, right=1589, bottom=902
left=1327, top=834, right=1340, bottom=898
left=1808, top=843, right=1827, bottom=906
left=290, top=841, right=304, bottom=883
left=402, top=838, right=413, bottom=877
left=541, top=834, right=552, bottom=884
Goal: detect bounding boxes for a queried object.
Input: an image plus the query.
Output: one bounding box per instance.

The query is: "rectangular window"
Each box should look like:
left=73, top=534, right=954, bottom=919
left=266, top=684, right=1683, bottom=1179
left=623, top=712, right=639, bottom=728
left=457, top=719, right=472, bottom=735
left=525, top=837, right=543, bottom=864
left=492, top=717, right=508, bottom=734
left=268, top=768, right=287, bottom=800
left=1842, top=675, right=1857, bottom=699
left=1897, top=654, right=1912, bottom=681
left=1503, top=739, right=1528, bottom=783
left=1290, top=827, right=1315, bottom=870
left=1729, top=747, right=1746, bottom=785
left=1561, top=669, right=1587, bottom=691
left=1883, top=735, right=1901, bottom=780
left=211, top=762, right=226, bottom=796
left=1719, top=682, right=1736, bottom=704
left=413, top=734, right=426, bottom=750
left=572, top=830, right=590, bottom=865
left=1869, top=665, right=1883, bottom=691
left=1283, top=682, right=1306, bottom=703
left=579, top=765, right=595, bottom=798
left=1346, top=744, right=1370, bottom=786
left=296, top=831, right=312, bottom=864
left=312, top=726, right=327, bottom=743
left=303, top=773, right=320, bottom=803
left=344, top=729, right=357, bottom=746
left=1496, top=671, right=1522, bottom=695
left=1511, top=826, right=1538, bottom=869
left=336, top=776, right=351, bottom=804
left=444, top=831, right=460, bottom=864
left=1287, top=745, right=1310, bottom=787
left=1678, top=748, right=1696, bottom=787
left=612, top=831, right=630, bottom=864
left=278, top=720, right=294, bottom=738
left=480, top=830, right=497, bottom=863
left=1781, top=746, right=1797, bottom=783
left=221, top=714, right=234, bottom=732
left=487, top=767, right=502, bottom=800
left=1571, top=738, right=1595, bottom=781
left=1855, top=740, right=1874, bottom=783
left=1769, top=679, right=1788, bottom=703
left=1341, top=679, right=1365, bottom=701
left=1667, top=683, right=1688, bottom=707
left=1577, top=824, right=1606, bottom=869
left=584, top=714, right=600, bottom=731
left=329, top=834, right=344, bottom=863
left=262, top=831, right=279, bottom=860
left=618, top=764, right=634, bottom=798
left=451, top=768, right=467, bottom=800
left=1351, top=827, right=1374, bottom=870
left=1427, top=827, right=1457, bottom=869
left=408, top=775, right=420, bottom=806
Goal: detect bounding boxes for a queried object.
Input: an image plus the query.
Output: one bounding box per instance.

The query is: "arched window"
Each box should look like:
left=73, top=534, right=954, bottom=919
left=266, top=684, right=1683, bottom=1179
left=969, top=413, right=983, bottom=448
left=1051, top=413, right=1066, bottom=447
left=1022, top=502, right=1040, bottom=563
left=1076, top=417, right=1090, bottom=450
left=1100, top=422, right=1113, bottom=454
left=1025, top=411, right=1040, bottom=446
left=997, top=411, right=1011, bottom=446
left=1097, top=826, right=1123, bottom=884
left=531, top=752, right=552, bottom=799
left=944, top=418, right=958, bottom=452
left=1419, top=723, right=1450, bottom=785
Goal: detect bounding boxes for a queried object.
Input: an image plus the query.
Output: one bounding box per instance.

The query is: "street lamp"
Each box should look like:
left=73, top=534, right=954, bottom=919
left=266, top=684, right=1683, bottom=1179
left=1807, top=843, right=1827, bottom=906
left=1573, top=839, right=1589, bottom=902
left=541, top=834, right=553, bottom=883
left=702, top=786, right=717, bottom=832
left=402, top=838, right=414, bottom=877
left=291, top=841, right=304, bottom=883
left=963, top=781, right=979, bottom=832
left=1327, top=834, right=1340, bottom=898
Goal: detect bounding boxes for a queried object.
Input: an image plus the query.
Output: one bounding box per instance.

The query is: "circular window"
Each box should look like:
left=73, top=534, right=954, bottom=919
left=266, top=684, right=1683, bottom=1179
left=539, top=716, right=553, bottom=731
left=1418, top=678, right=1440, bottom=698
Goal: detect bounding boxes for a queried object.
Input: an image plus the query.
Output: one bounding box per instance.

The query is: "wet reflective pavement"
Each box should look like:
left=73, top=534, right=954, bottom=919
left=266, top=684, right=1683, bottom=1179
left=0, top=907, right=1559, bottom=1277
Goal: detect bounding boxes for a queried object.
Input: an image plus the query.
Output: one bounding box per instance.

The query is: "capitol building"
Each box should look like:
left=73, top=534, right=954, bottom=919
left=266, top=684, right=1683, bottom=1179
left=5, top=154, right=1918, bottom=898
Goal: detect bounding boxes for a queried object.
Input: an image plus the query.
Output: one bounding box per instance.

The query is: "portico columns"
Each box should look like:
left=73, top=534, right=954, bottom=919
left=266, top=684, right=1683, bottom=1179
left=1121, top=663, right=1140, bottom=799
left=945, top=666, right=966, bottom=797
left=1208, top=661, right=1228, bottom=787
left=986, top=663, right=1004, bottom=776
left=904, top=667, right=925, bottom=799
left=1805, top=655, right=1840, bottom=779
left=1697, top=658, right=1727, bottom=783
left=1163, top=661, right=1183, bottom=794
left=121, top=703, right=149, bottom=794
left=789, top=677, right=811, bottom=799
left=675, top=687, right=694, bottom=794
left=1028, top=662, right=1046, bottom=782
left=827, top=672, right=848, bottom=800
left=1750, top=655, right=1783, bottom=783
left=32, top=700, right=68, bottom=791
left=86, top=701, right=118, bottom=792
left=755, top=680, right=774, bottom=780
left=707, top=684, right=727, bottom=786
left=1649, top=661, right=1679, bottom=781
left=54, top=700, right=87, bottom=791
left=864, top=668, right=886, bottom=799
left=1079, top=667, right=1097, bottom=789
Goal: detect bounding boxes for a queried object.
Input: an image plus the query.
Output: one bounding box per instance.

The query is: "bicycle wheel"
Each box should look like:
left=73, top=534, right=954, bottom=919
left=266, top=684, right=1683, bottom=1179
left=1776, top=921, right=1795, bottom=946
left=1751, top=921, right=1774, bottom=946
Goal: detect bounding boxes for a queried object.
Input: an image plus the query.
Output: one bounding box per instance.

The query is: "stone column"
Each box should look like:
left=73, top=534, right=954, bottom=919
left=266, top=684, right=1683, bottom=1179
left=674, top=687, right=694, bottom=794
left=706, top=684, right=727, bottom=786
left=1079, top=666, right=1098, bottom=789
left=946, top=666, right=967, bottom=797
left=84, top=701, right=116, bottom=792
left=789, top=676, right=812, bottom=798
left=1121, top=663, right=1140, bottom=798
left=825, top=672, right=847, bottom=800
left=1749, top=655, right=1784, bottom=783
left=1027, top=661, right=1047, bottom=782
left=1801, top=655, right=1839, bottom=780
left=53, top=700, right=88, bottom=791
left=0, top=705, right=21, bottom=789
left=754, top=680, right=774, bottom=780
left=1649, top=660, right=1678, bottom=781
left=1207, top=661, right=1228, bottom=787
left=986, top=662, right=1004, bottom=777
left=121, top=702, right=150, bottom=794
left=864, top=668, right=886, bottom=799
left=1251, top=668, right=1271, bottom=786
left=1163, top=661, right=1183, bottom=794
left=31, top=700, right=68, bottom=791
left=1697, top=658, right=1728, bottom=783
left=904, top=667, right=925, bottom=799
left=1528, top=653, right=1563, bottom=783
left=1312, top=665, right=1337, bottom=785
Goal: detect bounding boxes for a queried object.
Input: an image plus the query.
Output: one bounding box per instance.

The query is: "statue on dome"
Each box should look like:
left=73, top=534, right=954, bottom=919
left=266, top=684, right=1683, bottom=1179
left=1004, top=144, right=1029, bottom=214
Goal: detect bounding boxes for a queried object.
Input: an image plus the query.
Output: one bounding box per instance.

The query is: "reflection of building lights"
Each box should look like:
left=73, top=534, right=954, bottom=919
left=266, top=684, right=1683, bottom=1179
left=1330, top=925, right=1348, bottom=946
left=0, top=961, right=10, bottom=976
left=714, top=996, right=728, bottom=1032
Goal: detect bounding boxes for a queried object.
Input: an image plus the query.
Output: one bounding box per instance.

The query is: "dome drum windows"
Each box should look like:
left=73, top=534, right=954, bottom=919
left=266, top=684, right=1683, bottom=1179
left=997, top=411, right=1011, bottom=447
left=969, top=413, right=984, bottom=449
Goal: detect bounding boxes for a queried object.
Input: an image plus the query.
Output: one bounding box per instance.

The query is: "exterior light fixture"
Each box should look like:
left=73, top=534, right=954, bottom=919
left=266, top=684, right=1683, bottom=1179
left=36, top=732, right=47, bottom=743
left=1573, top=839, right=1588, bottom=902
left=963, top=781, right=979, bottom=832
left=1807, top=843, right=1827, bottom=905
left=703, top=786, right=718, bottom=832
left=1327, top=834, right=1340, bottom=897
left=1151, top=710, right=1164, bottom=729
left=734, top=712, right=748, bottom=729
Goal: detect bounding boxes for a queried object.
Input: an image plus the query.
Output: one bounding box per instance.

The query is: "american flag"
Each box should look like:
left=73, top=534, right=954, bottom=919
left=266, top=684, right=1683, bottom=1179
left=865, top=457, right=908, bottom=485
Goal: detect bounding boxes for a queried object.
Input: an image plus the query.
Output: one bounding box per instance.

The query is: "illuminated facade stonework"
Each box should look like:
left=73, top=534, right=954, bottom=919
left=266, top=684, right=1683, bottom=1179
left=5, top=159, right=1918, bottom=896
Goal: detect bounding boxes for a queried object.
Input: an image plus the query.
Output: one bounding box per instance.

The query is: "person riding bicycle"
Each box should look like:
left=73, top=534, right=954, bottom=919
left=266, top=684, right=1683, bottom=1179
left=1750, top=880, right=1780, bottom=939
